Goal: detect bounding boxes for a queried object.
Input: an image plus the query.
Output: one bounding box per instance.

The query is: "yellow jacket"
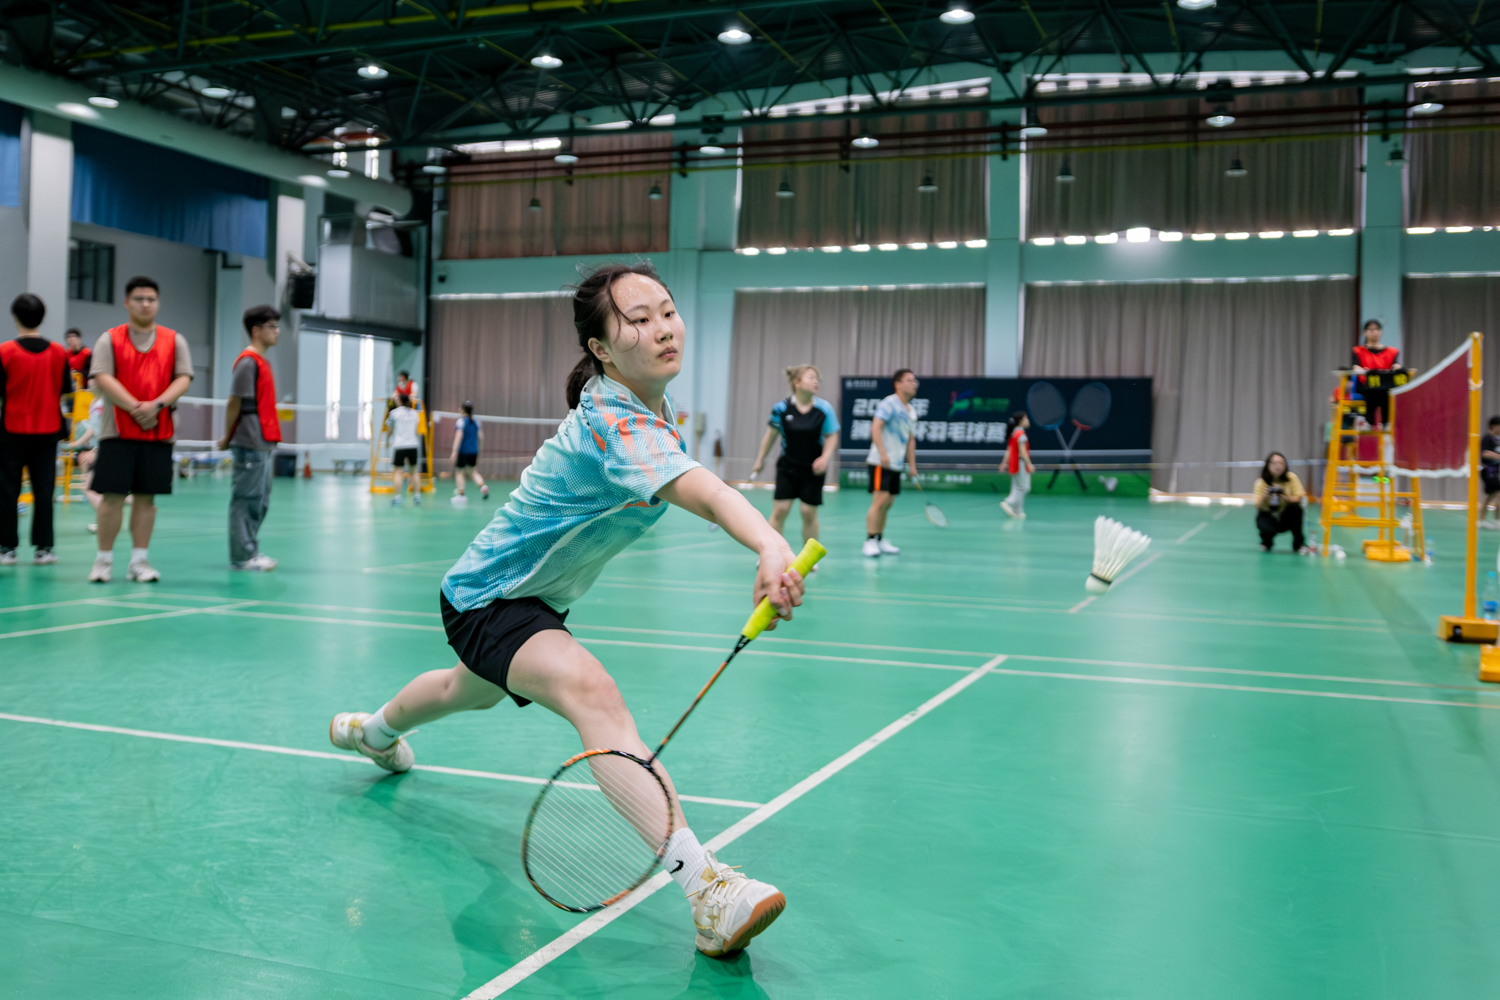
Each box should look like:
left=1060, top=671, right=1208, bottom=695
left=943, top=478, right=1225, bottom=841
left=1254, top=473, right=1306, bottom=512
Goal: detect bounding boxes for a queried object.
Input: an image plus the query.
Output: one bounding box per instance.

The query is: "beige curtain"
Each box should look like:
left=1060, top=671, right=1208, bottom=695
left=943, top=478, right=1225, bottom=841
left=428, top=295, right=577, bottom=473
left=725, top=285, right=984, bottom=478
left=1408, top=81, right=1500, bottom=228
left=1402, top=275, right=1500, bottom=500
left=444, top=133, right=671, bottom=259
left=1026, top=90, right=1358, bottom=238
left=1023, top=278, right=1355, bottom=492
left=738, top=113, right=988, bottom=248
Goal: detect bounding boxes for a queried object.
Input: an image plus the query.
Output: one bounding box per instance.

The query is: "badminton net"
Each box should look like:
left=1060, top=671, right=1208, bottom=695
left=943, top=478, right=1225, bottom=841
left=1390, top=337, right=1474, bottom=477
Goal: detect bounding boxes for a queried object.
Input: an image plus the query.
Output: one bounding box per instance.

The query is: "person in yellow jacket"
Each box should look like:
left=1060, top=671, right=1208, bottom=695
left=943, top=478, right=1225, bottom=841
left=1254, top=452, right=1311, bottom=554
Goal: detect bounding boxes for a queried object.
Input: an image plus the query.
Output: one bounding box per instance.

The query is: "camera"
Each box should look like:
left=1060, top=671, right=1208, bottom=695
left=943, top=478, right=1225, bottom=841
left=1267, top=485, right=1285, bottom=510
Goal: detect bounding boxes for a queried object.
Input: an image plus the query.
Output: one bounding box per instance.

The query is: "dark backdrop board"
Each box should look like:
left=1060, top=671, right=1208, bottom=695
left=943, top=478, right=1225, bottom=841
left=840, top=376, right=1153, bottom=459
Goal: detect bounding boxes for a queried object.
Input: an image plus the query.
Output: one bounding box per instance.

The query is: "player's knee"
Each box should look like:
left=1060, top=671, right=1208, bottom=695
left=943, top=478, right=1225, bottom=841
left=571, top=661, right=627, bottom=718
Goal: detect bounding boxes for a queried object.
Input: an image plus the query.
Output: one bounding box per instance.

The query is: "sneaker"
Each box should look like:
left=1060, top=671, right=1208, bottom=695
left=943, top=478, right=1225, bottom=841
left=0, top=548, right=16, bottom=566
left=87, top=523, right=97, bottom=534
left=687, top=851, right=786, bottom=957
left=33, top=549, right=58, bottom=565
left=877, top=539, right=900, bottom=555
left=480, top=485, right=489, bottom=499
left=451, top=493, right=468, bottom=506
left=328, top=711, right=414, bottom=773
left=126, top=559, right=160, bottom=583
left=88, top=555, right=111, bottom=583
left=391, top=495, right=403, bottom=507
left=1483, top=520, right=1499, bottom=531
left=1000, top=500, right=1019, bottom=518
left=413, top=494, right=422, bottom=506
left=233, top=553, right=278, bottom=572
left=862, top=538, right=880, bottom=558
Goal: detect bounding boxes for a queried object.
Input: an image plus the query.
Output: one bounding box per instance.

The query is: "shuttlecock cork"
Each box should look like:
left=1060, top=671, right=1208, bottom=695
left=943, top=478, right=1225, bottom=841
left=1086, top=516, right=1151, bottom=593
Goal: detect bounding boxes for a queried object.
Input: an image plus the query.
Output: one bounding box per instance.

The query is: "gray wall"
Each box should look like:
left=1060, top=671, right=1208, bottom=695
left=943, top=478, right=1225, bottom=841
left=0, top=205, right=27, bottom=319
left=67, top=221, right=217, bottom=390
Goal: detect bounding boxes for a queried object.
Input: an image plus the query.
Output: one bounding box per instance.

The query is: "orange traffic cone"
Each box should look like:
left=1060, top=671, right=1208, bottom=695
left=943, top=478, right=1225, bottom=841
left=303, top=452, right=313, bottom=478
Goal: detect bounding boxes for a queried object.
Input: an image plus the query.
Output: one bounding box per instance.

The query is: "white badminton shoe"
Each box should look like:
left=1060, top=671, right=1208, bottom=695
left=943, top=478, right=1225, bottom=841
left=328, top=712, right=414, bottom=773
left=88, top=555, right=111, bottom=582
left=451, top=493, right=468, bottom=506
left=862, top=538, right=880, bottom=558
left=0, top=548, right=16, bottom=566
left=233, top=553, right=278, bottom=572
left=688, top=852, right=786, bottom=957
left=126, top=558, right=160, bottom=582
left=877, top=538, right=900, bottom=555
left=33, top=549, right=58, bottom=565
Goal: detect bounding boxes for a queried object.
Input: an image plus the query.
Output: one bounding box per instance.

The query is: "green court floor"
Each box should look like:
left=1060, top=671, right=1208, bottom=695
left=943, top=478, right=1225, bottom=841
left=4, top=475, right=1500, bottom=998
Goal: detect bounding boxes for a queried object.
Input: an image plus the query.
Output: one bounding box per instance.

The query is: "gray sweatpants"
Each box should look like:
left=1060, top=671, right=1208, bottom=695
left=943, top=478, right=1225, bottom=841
left=1005, top=468, right=1031, bottom=514
left=229, top=446, right=273, bottom=564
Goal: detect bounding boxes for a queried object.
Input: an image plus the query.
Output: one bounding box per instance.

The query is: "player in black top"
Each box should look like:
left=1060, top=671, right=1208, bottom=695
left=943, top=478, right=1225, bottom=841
left=1482, top=416, right=1500, bottom=530
left=750, top=365, right=840, bottom=550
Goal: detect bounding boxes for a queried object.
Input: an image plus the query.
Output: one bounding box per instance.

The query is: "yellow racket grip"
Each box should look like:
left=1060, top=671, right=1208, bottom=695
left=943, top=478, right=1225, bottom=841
left=740, top=538, right=828, bottom=640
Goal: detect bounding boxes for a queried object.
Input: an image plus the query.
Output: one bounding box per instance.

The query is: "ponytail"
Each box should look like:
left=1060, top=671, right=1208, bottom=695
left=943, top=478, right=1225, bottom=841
left=565, top=260, right=671, bottom=410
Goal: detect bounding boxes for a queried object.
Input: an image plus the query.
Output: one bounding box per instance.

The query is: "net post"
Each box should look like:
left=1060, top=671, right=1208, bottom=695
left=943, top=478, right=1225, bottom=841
left=1467, top=331, right=1482, bottom=621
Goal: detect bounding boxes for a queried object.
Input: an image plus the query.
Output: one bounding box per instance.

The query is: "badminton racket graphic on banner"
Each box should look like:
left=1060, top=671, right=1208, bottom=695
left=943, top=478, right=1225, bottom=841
left=521, top=538, right=828, bottom=913
left=1051, top=381, right=1112, bottom=490
left=911, top=474, right=948, bottom=527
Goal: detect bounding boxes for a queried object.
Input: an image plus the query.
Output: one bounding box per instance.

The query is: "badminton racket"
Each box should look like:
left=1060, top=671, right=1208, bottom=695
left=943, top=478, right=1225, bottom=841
left=911, top=475, right=948, bottom=528
left=521, top=538, right=828, bottom=913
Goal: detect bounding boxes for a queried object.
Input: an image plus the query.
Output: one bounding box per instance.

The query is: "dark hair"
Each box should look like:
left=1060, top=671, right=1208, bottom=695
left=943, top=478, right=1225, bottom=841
left=64, top=327, right=82, bottom=341
left=1490, top=415, right=1500, bottom=428
left=462, top=400, right=474, bottom=417
left=124, top=276, right=159, bottom=296
left=565, top=261, right=672, bottom=409
left=242, top=304, right=280, bottom=336
left=1006, top=410, right=1028, bottom=437
left=399, top=396, right=412, bottom=408
left=1363, top=318, right=1382, bottom=331
left=1261, top=451, right=1291, bottom=484
left=893, top=368, right=914, bottom=386
left=10, top=293, right=44, bottom=329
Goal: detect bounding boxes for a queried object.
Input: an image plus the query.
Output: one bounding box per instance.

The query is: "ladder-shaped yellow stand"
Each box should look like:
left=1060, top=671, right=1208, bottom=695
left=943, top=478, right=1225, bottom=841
left=1320, top=389, right=1424, bottom=561
left=368, top=398, right=435, bottom=495
left=59, top=389, right=94, bottom=504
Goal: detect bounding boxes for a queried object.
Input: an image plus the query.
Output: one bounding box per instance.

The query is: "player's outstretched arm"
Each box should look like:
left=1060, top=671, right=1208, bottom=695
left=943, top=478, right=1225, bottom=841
left=657, top=467, right=803, bottom=625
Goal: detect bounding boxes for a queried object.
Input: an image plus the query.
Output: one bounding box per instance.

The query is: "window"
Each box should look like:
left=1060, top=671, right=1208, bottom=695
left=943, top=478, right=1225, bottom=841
left=357, top=336, right=374, bottom=441
left=68, top=239, right=114, bottom=303
left=325, top=334, right=342, bottom=440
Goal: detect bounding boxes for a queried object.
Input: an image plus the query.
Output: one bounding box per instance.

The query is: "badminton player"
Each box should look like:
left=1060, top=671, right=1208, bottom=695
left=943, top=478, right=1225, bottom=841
left=1000, top=411, right=1033, bottom=519
left=749, top=364, right=839, bottom=552
left=330, top=262, right=802, bottom=957
left=862, top=368, right=919, bottom=557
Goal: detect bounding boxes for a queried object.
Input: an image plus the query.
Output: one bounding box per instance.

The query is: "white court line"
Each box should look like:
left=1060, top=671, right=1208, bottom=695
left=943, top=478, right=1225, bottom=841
left=361, top=559, right=455, bottom=575
left=611, top=540, right=727, bottom=559
left=1175, top=521, right=1209, bottom=544
left=0, top=596, right=142, bottom=615
left=1212, top=507, right=1234, bottom=521
left=0, top=713, right=759, bottom=809
left=464, top=654, right=1005, bottom=999
left=575, top=636, right=978, bottom=672
left=204, top=608, right=445, bottom=632
left=1109, top=549, right=1163, bottom=586
left=0, top=604, right=252, bottom=641
left=1066, top=596, right=1097, bottom=614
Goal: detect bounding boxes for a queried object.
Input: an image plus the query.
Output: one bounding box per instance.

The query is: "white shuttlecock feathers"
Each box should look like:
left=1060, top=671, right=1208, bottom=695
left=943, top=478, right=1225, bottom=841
left=1087, top=516, right=1152, bottom=593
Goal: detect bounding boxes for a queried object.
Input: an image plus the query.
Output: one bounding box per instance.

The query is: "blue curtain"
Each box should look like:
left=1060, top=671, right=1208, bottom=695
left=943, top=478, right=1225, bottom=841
left=0, top=102, right=21, bottom=208
left=71, top=125, right=268, bottom=257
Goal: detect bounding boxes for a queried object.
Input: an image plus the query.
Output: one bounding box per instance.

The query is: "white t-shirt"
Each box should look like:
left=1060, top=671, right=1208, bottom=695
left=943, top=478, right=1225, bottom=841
left=388, top=407, right=421, bottom=449
left=864, top=394, right=917, bottom=471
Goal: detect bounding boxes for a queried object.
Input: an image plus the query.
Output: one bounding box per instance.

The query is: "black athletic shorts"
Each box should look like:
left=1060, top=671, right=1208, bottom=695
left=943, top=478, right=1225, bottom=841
left=774, top=460, right=825, bottom=505
left=393, top=447, right=419, bottom=468
left=455, top=452, right=478, bottom=469
left=866, top=464, right=902, bottom=495
left=93, top=438, right=173, bottom=495
left=440, top=591, right=570, bottom=708
left=1484, top=467, right=1500, bottom=494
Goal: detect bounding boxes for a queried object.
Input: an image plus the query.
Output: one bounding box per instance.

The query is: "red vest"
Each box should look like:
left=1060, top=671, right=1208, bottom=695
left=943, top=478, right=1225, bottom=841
left=109, top=324, right=178, bottom=441
left=0, top=339, right=67, bottom=435
left=68, top=346, right=92, bottom=374
left=1354, top=344, right=1399, bottom=369
left=234, top=348, right=281, bottom=444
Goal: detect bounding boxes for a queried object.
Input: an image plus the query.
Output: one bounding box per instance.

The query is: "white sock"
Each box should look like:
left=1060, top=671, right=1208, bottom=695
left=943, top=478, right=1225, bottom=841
left=664, top=827, right=710, bottom=893
left=130, top=547, right=148, bottom=564
left=362, top=705, right=402, bottom=750
left=95, top=550, right=113, bottom=564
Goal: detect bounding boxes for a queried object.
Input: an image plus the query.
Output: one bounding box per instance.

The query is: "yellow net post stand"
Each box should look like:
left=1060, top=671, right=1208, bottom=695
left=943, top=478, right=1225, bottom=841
left=59, top=389, right=94, bottom=504
left=368, top=398, right=435, bottom=496
left=1320, top=378, right=1423, bottom=562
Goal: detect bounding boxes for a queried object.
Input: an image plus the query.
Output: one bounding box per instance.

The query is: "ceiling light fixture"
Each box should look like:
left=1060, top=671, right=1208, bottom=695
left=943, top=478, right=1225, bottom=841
left=529, top=196, right=543, bottom=211
left=422, top=164, right=446, bottom=175
left=1206, top=105, right=1235, bottom=127
left=965, top=239, right=987, bottom=248
left=358, top=64, right=388, bottom=80
left=937, top=241, right=959, bottom=249
left=1056, top=159, right=1075, bottom=183
left=1225, top=158, right=1247, bottom=177
left=878, top=243, right=900, bottom=251
left=1159, top=231, right=1183, bottom=241
left=1063, top=235, right=1087, bottom=245
left=776, top=180, right=795, bottom=199
left=939, top=7, right=975, bottom=23
left=530, top=54, right=563, bottom=69
left=718, top=28, right=752, bottom=44
left=55, top=102, right=100, bottom=119
left=851, top=244, right=872, bottom=252
left=201, top=85, right=234, bottom=99
left=1095, top=233, right=1118, bottom=244
left=1177, top=0, right=1215, bottom=8
left=908, top=242, right=929, bottom=249
left=554, top=153, right=579, bottom=164
left=918, top=175, right=938, bottom=193
left=851, top=135, right=880, bottom=149
left=699, top=145, right=726, bottom=155
left=1032, top=237, right=1056, bottom=246
left=88, top=94, right=119, bottom=109
left=1412, top=101, right=1444, bottom=114
left=1126, top=227, right=1150, bottom=243
left=1386, top=147, right=1407, bottom=167
left=648, top=184, right=664, bottom=200
left=327, top=168, right=351, bottom=178
left=767, top=246, right=788, bottom=254
left=740, top=247, right=761, bottom=255
left=1019, top=126, right=1048, bottom=139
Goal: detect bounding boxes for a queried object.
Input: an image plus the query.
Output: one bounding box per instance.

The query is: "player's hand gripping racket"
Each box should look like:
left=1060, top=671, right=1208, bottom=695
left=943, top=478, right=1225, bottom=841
left=521, top=538, right=828, bottom=912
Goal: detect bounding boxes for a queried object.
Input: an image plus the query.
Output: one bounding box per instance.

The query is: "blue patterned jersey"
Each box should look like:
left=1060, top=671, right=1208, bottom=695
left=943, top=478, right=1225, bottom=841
left=442, top=374, right=699, bottom=612
left=864, top=394, right=916, bottom=471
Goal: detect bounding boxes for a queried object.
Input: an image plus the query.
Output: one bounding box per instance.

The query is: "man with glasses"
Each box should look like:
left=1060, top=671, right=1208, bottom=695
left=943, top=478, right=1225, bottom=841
left=862, top=368, right=920, bottom=558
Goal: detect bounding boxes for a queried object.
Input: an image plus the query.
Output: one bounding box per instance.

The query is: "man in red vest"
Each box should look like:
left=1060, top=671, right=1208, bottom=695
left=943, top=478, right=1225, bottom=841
left=88, top=276, right=194, bottom=583
left=0, top=294, right=70, bottom=565
left=216, top=305, right=281, bottom=571
left=64, top=328, right=91, bottom=388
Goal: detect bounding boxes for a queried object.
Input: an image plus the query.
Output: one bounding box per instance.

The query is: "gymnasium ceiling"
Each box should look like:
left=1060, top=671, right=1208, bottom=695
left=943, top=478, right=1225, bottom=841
left=2, top=1, right=1495, bottom=157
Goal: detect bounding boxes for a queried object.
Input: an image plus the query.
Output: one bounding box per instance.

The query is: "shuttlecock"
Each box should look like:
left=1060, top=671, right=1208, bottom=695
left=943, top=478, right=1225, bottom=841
left=1086, top=515, right=1152, bottom=593
left=1098, top=475, right=1119, bottom=493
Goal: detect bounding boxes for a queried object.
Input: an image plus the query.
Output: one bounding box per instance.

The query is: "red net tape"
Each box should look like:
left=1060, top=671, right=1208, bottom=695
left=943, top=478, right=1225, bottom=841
left=1392, top=342, right=1471, bottom=475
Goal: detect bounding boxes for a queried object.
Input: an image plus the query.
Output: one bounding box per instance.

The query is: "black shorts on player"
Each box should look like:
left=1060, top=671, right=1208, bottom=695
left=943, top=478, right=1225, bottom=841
left=774, top=460, right=825, bottom=505
left=93, top=439, right=174, bottom=495
left=455, top=453, right=478, bottom=469
left=392, top=447, right=418, bottom=469
left=866, top=464, right=901, bottom=496
left=440, top=592, right=570, bottom=707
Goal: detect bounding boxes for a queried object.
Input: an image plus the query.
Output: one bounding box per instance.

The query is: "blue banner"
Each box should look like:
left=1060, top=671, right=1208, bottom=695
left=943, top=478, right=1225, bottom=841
left=840, top=376, right=1153, bottom=458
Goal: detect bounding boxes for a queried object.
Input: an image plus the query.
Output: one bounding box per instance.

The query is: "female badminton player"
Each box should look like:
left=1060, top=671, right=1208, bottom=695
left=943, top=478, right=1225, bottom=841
left=1000, top=410, right=1033, bottom=519
left=749, top=364, right=840, bottom=551
left=329, top=262, right=803, bottom=957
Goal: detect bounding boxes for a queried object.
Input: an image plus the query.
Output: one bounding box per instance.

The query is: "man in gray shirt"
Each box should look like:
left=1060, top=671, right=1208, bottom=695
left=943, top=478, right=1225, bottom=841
left=216, top=305, right=281, bottom=571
